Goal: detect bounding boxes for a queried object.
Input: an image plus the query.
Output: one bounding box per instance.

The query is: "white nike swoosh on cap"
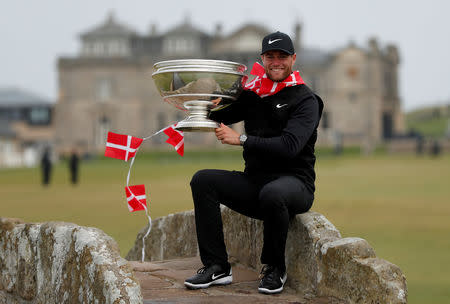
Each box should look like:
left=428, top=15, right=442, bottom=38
left=268, top=38, right=282, bottom=44
left=276, top=104, right=288, bottom=108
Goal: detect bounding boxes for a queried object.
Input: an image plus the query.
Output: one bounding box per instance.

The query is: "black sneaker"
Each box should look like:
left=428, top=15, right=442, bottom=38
left=258, top=265, right=287, bottom=294
left=184, top=264, right=233, bottom=289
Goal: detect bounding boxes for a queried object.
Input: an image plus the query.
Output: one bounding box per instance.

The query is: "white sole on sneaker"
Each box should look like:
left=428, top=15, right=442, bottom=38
left=184, top=275, right=233, bottom=289
left=258, top=273, right=287, bottom=294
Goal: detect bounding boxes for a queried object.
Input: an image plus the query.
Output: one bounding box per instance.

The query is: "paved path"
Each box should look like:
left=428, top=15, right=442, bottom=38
left=129, top=257, right=344, bottom=304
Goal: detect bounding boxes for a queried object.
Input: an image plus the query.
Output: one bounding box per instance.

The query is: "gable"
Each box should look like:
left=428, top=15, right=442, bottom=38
left=334, top=47, right=367, bottom=63
left=211, top=25, right=269, bottom=54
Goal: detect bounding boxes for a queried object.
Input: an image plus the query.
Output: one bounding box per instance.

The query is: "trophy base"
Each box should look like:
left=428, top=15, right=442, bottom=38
left=175, top=118, right=219, bottom=132
left=174, top=100, right=220, bottom=132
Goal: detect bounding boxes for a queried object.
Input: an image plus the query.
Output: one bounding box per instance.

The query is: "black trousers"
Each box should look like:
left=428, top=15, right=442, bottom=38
left=70, top=168, right=78, bottom=184
left=190, top=169, right=314, bottom=271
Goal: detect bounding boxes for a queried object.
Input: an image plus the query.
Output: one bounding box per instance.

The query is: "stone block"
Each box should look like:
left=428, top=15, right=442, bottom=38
left=285, top=212, right=341, bottom=295
left=0, top=218, right=142, bottom=304
left=222, top=206, right=263, bottom=270
left=318, top=238, right=407, bottom=303
left=126, top=210, right=198, bottom=262
left=127, top=208, right=407, bottom=303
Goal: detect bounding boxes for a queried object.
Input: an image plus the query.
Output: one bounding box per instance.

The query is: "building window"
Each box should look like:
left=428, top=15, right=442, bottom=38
left=347, top=66, right=359, bottom=80
left=163, top=37, right=198, bottom=55
left=158, top=112, right=166, bottom=129
left=95, top=116, right=110, bottom=147
left=321, top=111, right=330, bottom=129
left=382, top=113, right=393, bottom=139
left=349, top=92, right=357, bottom=103
left=384, top=70, right=394, bottom=97
left=108, top=40, right=119, bottom=55
left=29, top=107, right=51, bottom=125
left=107, top=40, right=127, bottom=56
left=96, top=79, right=113, bottom=102
left=155, top=112, right=167, bottom=144
left=6, top=108, right=25, bottom=120
left=93, top=42, right=104, bottom=55
left=0, top=109, right=8, bottom=119
left=309, top=75, right=318, bottom=92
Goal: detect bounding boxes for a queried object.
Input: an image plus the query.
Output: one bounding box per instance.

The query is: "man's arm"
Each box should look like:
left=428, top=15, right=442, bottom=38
left=245, top=96, right=320, bottom=158
left=209, top=90, right=253, bottom=125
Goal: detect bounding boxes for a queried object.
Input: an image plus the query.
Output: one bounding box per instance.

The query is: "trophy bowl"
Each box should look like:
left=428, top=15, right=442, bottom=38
left=152, top=59, right=247, bottom=132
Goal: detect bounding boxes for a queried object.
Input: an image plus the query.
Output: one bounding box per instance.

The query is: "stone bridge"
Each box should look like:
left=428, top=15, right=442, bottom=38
left=0, top=208, right=407, bottom=303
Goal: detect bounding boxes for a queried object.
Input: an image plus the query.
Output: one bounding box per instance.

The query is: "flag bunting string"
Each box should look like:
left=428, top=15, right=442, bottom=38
left=105, top=123, right=184, bottom=263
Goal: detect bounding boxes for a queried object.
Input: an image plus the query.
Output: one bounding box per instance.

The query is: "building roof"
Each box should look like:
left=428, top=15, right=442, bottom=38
left=0, top=88, right=53, bottom=107
left=298, top=47, right=331, bottom=68
left=165, top=17, right=207, bottom=37
left=227, top=23, right=270, bottom=38
left=80, top=12, right=137, bottom=39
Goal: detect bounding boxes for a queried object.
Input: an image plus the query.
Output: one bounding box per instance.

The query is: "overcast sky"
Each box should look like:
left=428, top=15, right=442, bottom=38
left=1, top=0, right=449, bottom=111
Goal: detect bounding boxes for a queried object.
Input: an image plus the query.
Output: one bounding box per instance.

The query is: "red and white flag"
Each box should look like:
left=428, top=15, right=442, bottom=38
left=105, top=132, right=143, bottom=161
left=163, top=124, right=184, bottom=156
left=125, top=184, right=147, bottom=212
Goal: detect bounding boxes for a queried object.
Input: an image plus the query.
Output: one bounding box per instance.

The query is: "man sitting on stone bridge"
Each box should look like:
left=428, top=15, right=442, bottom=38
left=184, top=31, right=324, bottom=294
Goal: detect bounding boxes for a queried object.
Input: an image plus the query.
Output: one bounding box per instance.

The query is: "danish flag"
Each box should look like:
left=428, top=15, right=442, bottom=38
left=163, top=124, right=184, bottom=156
left=105, top=132, right=143, bottom=161
left=125, top=184, right=147, bottom=212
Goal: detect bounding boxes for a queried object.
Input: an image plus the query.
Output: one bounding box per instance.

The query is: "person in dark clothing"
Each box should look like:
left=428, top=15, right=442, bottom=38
left=416, top=136, right=424, bottom=155
left=430, top=139, right=441, bottom=157
left=68, top=149, right=80, bottom=185
left=41, top=147, right=52, bottom=186
left=184, top=31, right=324, bottom=294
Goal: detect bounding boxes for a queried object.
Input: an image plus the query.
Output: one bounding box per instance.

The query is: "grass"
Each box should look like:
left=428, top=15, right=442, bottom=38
left=406, top=116, right=449, bottom=138
left=405, top=104, right=450, bottom=138
left=1, top=149, right=449, bottom=304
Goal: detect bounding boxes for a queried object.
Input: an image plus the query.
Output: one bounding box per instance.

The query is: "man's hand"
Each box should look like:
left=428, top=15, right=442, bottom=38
left=215, top=123, right=240, bottom=145
left=210, top=97, right=222, bottom=106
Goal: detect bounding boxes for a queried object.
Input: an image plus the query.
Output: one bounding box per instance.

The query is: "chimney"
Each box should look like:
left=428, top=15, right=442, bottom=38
left=294, top=21, right=302, bottom=51
left=386, top=44, right=400, bottom=64
left=149, top=24, right=158, bottom=36
left=368, top=37, right=380, bottom=56
left=215, top=23, right=223, bottom=38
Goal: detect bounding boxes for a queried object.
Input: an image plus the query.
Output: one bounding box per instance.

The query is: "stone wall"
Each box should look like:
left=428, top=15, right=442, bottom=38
left=127, top=208, right=407, bottom=304
left=0, top=218, right=142, bottom=304
left=387, top=138, right=450, bottom=154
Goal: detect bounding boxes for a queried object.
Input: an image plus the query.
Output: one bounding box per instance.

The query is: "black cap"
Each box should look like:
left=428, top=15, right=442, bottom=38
left=261, top=31, right=295, bottom=55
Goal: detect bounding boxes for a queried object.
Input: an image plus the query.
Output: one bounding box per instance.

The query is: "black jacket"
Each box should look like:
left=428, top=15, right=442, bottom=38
left=209, top=84, right=324, bottom=193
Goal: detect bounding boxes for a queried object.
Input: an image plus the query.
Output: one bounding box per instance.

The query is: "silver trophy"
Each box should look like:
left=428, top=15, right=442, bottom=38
left=152, top=59, right=247, bottom=132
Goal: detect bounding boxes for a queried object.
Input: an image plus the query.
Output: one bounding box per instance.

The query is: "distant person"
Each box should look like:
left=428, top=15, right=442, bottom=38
left=430, top=140, right=441, bottom=157
left=41, top=147, right=52, bottom=186
left=69, top=149, right=80, bottom=185
left=333, top=131, right=343, bottom=156
left=446, top=118, right=450, bottom=139
left=416, top=136, right=424, bottom=155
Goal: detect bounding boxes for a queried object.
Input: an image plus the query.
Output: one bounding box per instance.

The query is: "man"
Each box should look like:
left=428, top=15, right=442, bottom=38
left=184, top=31, right=324, bottom=294
left=68, top=148, right=80, bottom=185
left=41, top=147, right=52, bottom=186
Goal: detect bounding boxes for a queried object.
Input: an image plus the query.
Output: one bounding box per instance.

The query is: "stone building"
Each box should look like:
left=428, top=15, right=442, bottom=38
left=0, top=88, right=54, bottom=167
left=55, top=13, right=404, bottom=154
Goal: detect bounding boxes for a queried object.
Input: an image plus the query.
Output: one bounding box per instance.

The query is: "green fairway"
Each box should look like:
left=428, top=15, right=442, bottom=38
left=1, top=150, right=449, bottom=303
